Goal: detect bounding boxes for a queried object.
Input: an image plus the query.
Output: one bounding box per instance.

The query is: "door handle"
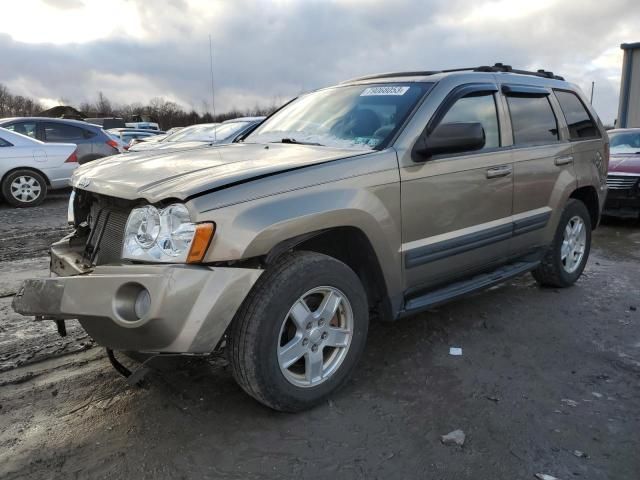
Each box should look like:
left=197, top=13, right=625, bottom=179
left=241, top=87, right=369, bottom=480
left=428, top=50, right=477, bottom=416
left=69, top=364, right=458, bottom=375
left=554, top=155, right=574, bottom=166
left=486, top=165, right=512, bottom=179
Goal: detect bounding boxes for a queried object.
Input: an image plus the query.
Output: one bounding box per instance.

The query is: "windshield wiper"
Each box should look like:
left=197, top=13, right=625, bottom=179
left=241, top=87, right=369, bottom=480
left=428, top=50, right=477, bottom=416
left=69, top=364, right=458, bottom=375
left=278, top=138, right=324, bottom=146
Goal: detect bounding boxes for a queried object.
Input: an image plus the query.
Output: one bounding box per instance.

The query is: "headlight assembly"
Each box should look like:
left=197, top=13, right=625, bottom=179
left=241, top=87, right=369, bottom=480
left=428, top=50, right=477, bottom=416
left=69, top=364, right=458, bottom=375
left=122, top=203, right=214, bottom=263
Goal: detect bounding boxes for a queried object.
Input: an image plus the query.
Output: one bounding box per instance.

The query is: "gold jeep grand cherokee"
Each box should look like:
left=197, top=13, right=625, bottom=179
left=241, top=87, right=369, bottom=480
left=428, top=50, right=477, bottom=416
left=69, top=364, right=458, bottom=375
left=13, top=64, right=608, bottom=411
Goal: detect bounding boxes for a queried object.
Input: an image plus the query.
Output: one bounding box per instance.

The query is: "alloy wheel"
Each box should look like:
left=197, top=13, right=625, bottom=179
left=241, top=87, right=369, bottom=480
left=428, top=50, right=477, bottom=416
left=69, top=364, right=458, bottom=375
left=10, top=175, right=42, bottom=204
left=277, top=286, right=354, bottom=388
left=561, top=215, right=586, bottom=273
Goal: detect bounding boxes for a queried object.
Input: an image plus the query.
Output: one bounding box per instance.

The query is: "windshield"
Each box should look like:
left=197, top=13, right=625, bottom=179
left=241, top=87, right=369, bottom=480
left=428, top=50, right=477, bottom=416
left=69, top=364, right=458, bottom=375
left=245, top=83, right=432, bottom=150
left=609, top=131, right=640, bottom=154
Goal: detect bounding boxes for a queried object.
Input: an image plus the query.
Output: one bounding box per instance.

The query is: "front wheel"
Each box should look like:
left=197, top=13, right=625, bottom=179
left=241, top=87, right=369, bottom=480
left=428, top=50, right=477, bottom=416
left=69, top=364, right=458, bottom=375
left=532, top=199, right=592, bottom=287
left=227, top=251, right=369, bottom=412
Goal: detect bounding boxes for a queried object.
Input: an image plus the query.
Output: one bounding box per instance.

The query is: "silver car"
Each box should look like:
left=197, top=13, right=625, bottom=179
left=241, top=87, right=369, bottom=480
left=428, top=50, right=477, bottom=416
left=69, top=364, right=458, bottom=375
left=127, top=117, right=264, bottom=152
left=0, top=127, right=77, bottom=207
left=13, top=64, right=608, bottom=410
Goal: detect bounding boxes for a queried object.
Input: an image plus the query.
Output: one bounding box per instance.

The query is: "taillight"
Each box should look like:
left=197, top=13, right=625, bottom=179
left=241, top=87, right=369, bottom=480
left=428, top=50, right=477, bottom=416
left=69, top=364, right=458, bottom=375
left=106, top=139, right=119, bottom=150
left=65, top=150, right=78, bottom=163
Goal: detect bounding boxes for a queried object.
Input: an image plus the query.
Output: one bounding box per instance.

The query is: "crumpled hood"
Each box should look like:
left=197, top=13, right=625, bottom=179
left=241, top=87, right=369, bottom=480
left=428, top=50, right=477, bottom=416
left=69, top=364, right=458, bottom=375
left=609, top=154, right=640, bottom=174
left=71, top=143, right=368, bottom=203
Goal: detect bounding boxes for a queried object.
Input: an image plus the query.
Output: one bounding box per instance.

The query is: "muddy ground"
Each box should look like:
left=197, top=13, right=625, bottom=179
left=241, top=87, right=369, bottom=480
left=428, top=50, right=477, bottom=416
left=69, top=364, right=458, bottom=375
left=0, top=193, right=639, bottom=480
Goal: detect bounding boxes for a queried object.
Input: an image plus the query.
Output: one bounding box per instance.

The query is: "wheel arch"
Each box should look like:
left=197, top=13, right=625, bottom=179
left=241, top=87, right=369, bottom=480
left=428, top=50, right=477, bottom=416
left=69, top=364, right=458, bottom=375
left=570, top=185, right=600, bottom=229
left=265, top=226, right=394, bottom=322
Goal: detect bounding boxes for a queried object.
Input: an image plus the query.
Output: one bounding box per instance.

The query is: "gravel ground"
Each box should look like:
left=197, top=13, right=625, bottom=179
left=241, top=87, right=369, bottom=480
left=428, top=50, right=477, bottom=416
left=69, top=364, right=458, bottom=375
left=0, top=195, right=639, bottom=479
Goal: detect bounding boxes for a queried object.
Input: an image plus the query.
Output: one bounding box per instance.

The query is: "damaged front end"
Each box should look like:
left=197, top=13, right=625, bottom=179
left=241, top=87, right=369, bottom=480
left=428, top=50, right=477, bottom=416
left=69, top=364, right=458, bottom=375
left=12, top=189, right=263, bottom=354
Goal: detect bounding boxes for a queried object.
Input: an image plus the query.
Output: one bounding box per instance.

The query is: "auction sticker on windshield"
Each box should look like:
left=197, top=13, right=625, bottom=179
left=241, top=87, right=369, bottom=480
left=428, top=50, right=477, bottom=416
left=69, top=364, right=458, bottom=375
left=360, top=86, right=409, bottom=96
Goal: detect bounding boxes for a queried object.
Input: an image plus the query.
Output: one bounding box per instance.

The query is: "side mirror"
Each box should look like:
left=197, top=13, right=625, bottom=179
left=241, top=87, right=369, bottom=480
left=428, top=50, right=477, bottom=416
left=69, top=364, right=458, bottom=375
left=415, top=122, right=485, bottom=159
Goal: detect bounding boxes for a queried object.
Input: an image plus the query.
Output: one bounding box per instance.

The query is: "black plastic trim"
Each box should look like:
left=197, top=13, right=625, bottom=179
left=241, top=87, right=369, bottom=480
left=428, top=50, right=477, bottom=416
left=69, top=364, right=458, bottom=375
left=399, top=259, right=540, bottom=316
left=502, top=84, right=550, bottom=96
left=513, top=211, right=551, bottom=236
left=404, top=223, right=512, bottom=268
left=404, top=212, right=551, bottom=269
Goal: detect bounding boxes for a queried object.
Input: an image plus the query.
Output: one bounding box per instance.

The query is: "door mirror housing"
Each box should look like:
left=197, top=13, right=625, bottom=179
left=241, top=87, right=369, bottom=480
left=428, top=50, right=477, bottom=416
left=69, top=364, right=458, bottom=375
left=414, top=122, right=486, bottom=159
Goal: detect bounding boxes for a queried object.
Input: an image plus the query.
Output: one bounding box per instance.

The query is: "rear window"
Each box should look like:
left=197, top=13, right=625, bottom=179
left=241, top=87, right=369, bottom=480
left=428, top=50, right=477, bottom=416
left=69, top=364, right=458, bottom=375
left=554, top=90, right=600, bottom=140
left=507, top=95, right=559, bottom=146
left=0, top=136, right=12, bottom=147
left=42, top=123, right=85, bottom=141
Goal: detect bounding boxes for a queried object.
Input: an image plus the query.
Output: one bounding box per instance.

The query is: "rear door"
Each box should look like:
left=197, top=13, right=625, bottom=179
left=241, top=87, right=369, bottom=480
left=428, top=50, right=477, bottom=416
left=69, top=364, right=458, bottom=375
left=553, top=89, right=606, bottom=196
left=39, top=122, right=90, bottom=160
left=400, top=82, right=514, bottom=292
left=500, top=84, right=576, bottom=256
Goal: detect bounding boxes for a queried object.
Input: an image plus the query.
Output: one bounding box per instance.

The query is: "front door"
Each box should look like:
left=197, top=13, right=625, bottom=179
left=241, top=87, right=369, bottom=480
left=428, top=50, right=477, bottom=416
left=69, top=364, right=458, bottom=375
left=400, top=83, right=513, bottom=293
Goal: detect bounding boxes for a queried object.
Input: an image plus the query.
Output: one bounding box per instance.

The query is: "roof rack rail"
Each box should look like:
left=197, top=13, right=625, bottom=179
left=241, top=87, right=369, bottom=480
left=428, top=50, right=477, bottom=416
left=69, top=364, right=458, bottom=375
left=471, top=63, right=564, bottom=81
left=341, top=63, right=564, bottom=83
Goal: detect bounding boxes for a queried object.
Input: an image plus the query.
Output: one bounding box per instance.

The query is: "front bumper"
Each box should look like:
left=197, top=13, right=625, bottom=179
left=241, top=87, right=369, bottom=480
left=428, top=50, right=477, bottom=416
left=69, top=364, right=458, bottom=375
left=603, top=188, right=640, bottom=217
left=13, top=253, right=262, bottom=353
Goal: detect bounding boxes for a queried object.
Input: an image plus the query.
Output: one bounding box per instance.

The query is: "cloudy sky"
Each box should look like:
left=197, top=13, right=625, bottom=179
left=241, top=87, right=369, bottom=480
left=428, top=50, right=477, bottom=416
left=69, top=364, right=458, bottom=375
left=0, top=0, right=638, bottom=124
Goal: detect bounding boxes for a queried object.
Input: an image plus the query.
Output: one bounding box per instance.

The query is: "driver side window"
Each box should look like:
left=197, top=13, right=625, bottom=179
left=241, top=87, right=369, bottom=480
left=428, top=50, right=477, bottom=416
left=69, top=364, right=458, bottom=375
left=439, top=93, right=500, bottom=149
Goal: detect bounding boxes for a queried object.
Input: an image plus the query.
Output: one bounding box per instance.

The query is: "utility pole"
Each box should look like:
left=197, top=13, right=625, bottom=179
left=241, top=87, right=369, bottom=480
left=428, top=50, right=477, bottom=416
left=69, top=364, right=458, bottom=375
left=590, top=81, right=595, bottom=104
left=209, top=34, right=217, bottom=141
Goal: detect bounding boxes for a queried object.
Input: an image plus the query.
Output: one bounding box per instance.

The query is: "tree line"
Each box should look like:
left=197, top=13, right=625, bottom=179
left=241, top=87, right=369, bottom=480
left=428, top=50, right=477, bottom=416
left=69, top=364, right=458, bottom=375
left=0, top=84, right=281, bottom=129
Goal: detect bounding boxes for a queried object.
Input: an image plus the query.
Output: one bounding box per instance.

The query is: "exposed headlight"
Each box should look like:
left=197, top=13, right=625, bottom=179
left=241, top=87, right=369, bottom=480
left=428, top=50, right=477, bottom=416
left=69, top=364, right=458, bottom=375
left=122, top=203, right=214, bottom=263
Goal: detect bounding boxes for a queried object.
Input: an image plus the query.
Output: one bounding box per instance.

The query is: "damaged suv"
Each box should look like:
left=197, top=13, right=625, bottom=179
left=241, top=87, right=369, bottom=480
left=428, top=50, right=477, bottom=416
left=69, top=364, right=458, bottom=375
left=13, top=64, right=608, bottom=411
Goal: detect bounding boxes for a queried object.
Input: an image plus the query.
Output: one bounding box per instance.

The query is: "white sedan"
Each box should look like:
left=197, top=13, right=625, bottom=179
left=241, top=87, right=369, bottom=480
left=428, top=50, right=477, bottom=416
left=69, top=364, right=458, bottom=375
left=0, top=127, right=78, bottom=207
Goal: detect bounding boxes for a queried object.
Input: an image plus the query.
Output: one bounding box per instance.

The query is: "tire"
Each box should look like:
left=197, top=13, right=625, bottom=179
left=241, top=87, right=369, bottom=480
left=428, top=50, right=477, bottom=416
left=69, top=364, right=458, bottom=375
left=1, top=169, right=48, bottom=208
left=227, top=251, right=369, bottom=412
left=532, top=199, right=592, bottom=288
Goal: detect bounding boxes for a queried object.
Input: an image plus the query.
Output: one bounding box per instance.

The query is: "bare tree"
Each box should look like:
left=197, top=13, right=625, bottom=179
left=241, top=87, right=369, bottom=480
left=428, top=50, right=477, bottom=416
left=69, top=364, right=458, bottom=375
left=0, top=83, right=280, bottom=129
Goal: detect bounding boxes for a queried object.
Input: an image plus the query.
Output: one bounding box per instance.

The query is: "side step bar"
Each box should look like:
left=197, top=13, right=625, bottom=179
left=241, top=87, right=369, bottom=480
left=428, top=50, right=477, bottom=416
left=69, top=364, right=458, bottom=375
left=399, top=260, right=540, bottom=318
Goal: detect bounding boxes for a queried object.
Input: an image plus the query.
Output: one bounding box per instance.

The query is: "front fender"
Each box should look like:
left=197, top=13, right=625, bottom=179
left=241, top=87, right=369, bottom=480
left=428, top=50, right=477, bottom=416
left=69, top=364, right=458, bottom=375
left=191, top=154, right=402, bottom=306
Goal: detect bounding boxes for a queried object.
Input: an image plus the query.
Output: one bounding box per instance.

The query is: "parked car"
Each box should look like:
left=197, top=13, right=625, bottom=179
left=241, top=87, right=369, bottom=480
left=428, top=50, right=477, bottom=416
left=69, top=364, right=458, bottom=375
left=127, top=118, right=264, bottom=152
left=0, top=117, right=119, bottom=164
left=125, top=121, right=160, bottom=131
left=13, top=64, right=608, bottom=411
left=107, top=128, right=166, bottom=151
left=128, top=133, right=168, bottom=148
left=604, top=128, right=640, bottom=217
left=0, top=127, right=77, bottom=207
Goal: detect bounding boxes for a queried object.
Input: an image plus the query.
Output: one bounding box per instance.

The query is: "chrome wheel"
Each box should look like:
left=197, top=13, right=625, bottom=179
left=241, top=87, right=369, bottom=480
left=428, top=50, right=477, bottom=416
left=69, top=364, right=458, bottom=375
left=277, top=286, right=353, bottom=388
left=10, top=175, right=42, bottom=203
left=561, top=215, right=586, bottom=273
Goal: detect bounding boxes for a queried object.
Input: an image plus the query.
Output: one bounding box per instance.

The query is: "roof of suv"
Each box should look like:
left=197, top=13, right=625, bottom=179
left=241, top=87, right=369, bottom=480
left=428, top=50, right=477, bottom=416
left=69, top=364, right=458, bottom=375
left=340, top=63, right=569, bottom=87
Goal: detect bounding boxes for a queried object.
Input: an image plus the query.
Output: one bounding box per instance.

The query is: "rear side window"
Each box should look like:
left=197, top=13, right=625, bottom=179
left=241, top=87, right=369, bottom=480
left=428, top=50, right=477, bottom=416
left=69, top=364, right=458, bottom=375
left=507, top=95, right=559, bottom=146
left=0, top=136, right=12, bottom=147
left=554, top=90, right=600, bottom=140
left=42, top=123, right=85, bottom=142
left=4, top=122, right=36, bottom=139
left=439, top=93, right=500, bottom=149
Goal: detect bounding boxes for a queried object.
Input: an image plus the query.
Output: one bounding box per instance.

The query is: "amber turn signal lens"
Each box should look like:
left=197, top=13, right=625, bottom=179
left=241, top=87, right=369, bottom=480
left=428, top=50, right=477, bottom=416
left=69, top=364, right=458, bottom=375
left=187, top=223, right=215, bottom=263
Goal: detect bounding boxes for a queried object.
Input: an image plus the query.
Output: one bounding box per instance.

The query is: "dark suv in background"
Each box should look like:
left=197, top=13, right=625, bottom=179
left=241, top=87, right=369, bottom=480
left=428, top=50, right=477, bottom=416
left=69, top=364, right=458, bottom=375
left=0, top=117, right=119, bottom=164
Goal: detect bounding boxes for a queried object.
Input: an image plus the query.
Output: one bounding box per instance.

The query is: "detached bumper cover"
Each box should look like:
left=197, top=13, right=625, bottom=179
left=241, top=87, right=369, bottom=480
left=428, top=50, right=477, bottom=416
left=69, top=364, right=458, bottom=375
left=13, top=264, right=262, bottom=353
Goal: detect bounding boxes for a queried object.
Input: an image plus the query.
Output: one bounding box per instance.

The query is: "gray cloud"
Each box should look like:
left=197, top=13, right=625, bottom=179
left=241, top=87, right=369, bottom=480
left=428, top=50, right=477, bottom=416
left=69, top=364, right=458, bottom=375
left=1, top=0, right=638, bottom=123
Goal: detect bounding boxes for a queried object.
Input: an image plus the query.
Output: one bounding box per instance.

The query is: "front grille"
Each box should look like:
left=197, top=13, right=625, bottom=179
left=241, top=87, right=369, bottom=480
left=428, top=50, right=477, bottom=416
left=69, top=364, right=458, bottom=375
left=606, top=175, right=639, bottom=190
left=85, top=202, right=130, bottom=265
